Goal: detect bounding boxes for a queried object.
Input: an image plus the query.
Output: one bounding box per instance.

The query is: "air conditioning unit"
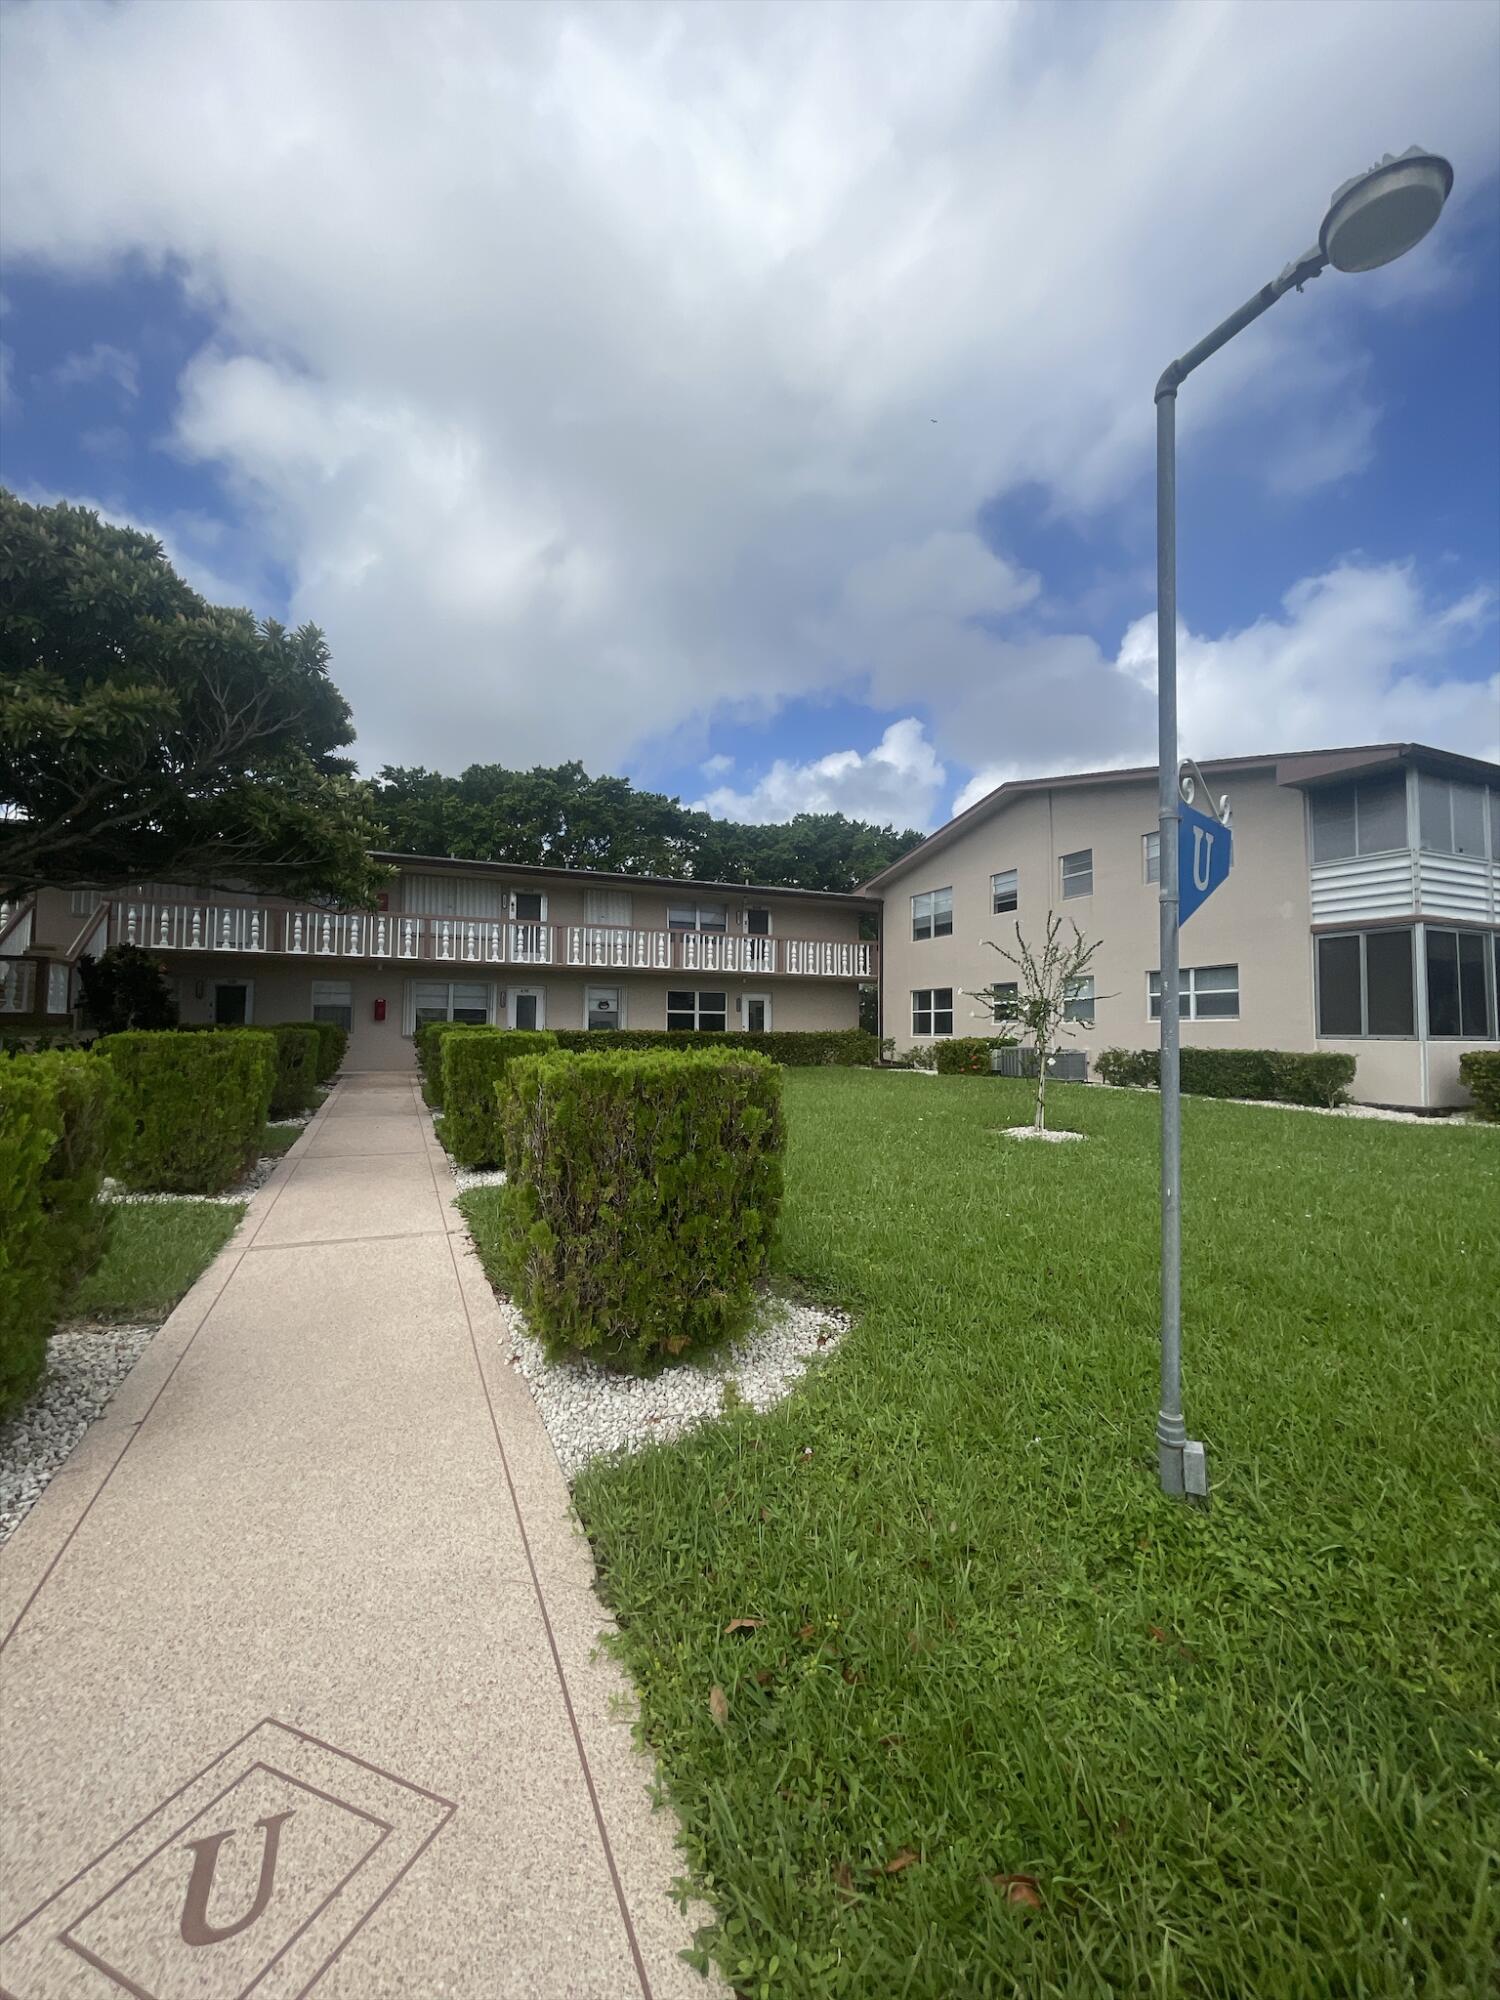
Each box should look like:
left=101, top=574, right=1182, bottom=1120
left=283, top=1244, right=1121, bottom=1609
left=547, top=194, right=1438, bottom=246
left=991, top=1046, right=1089, bottom=1083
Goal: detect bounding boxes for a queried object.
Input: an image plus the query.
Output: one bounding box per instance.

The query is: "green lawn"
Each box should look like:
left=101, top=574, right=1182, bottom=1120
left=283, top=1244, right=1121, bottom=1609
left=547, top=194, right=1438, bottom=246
left=573, top=1071, right=1500, bottom=2000
left=68, top=1201, right=245, bottom=1321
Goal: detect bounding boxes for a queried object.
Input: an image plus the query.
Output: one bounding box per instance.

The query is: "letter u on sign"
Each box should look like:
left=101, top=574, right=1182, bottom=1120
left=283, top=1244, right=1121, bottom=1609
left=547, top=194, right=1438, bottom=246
left=1178, top=800, right=1232, bottom=924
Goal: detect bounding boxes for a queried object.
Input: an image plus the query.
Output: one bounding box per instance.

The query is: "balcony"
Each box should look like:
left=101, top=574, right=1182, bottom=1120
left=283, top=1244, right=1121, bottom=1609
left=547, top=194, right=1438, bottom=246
left=110, top=901, right=876, bottom=980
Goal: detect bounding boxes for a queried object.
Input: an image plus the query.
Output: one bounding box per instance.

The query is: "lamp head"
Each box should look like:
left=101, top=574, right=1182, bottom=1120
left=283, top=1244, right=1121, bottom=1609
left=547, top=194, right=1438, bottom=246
left=1320, top=148, right=1453, bottom=273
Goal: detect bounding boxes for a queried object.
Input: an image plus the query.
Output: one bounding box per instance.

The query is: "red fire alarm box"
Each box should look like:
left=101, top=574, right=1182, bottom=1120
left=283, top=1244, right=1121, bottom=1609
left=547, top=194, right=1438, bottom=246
left=373, top=998, right=386, bottom=1022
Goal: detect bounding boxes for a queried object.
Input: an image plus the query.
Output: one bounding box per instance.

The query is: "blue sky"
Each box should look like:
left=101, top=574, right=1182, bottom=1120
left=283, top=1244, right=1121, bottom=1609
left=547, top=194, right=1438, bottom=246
left=3, top=0, right=1497, bottom=832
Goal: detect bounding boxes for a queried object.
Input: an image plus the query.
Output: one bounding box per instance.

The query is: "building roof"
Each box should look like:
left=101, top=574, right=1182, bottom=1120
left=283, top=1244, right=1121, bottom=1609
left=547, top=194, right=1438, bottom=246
left=371, top=851, right=881, bottom=909
left=857, top=741, right=1500, bottom=893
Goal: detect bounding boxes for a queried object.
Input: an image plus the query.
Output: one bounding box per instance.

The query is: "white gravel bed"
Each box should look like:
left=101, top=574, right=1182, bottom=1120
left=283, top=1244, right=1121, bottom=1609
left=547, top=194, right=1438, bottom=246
left=494, top=1291, right=847, bottom=1480
left=452, top=1165, right=507, bottom=1194
left=1214, top=1095, right=1477, bottom=1125
left=102, top=1148, right=281, bottom=1206
left=1001, top=1124, right=1084, bottom=1142
left=0, top=1320, right=161, bottom=1545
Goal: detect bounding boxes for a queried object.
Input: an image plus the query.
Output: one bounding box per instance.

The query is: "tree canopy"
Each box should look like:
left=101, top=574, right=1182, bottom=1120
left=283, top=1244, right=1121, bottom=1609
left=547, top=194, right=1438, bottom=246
left=368, top=762, right=923, bottom=894
left=0, top=491, right=384, bottom=904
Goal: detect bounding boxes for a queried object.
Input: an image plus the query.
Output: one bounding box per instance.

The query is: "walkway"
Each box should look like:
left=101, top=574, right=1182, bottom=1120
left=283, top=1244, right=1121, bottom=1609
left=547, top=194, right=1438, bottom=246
left=0, top=1073, right=714, bottom=1999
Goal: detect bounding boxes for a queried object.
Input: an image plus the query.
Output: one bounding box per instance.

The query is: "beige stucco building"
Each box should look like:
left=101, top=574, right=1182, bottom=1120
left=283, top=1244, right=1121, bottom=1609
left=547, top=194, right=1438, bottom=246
left=2, top=856, right=873, bottom=1071
left=863, top=743, right=1500, bottom=1110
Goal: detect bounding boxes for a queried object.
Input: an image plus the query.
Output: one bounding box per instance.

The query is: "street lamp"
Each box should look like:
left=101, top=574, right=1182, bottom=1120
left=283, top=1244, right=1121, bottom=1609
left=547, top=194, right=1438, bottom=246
left=1152, top=147, right=1454, bottom=1501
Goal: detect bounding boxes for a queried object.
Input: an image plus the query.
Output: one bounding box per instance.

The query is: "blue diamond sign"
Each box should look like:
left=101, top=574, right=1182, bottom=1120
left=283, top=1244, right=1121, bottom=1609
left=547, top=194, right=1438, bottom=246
left=1178, top=799, right=1232, bottom=924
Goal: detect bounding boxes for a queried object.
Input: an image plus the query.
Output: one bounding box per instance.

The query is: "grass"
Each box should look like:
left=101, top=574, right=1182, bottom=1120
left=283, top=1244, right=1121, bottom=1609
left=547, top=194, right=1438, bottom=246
left=569, top=1071, right=1499, bottom=2000
left=68, top=1201, right=245, bottom=1321
left=259, top=1121, right=302, bottom=1158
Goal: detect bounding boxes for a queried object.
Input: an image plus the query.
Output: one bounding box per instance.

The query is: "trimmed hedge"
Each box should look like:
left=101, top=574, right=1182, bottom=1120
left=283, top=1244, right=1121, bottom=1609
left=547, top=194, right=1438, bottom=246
left=1095, top=1046, right=1356, bottom=1109
left=263, top=1024, right=321, bottom=1119
left=99, top=1029, right=276, bottom=1193
left=415, top=1021, right=492, bottom=1110
left=499, top=1047, right=783, bottom=1370
left=1459, top=1050, right=1500, bottom=1121
left=934, top=1035, right=1018, bottom=1075
left=440, top=1028, right=558, bottom=1168
left=276, top=1018, right=348, bottom=1084
left=1, top=1051, right=119, bottom=1417
left=550, top=1027, right=879, bottom=1067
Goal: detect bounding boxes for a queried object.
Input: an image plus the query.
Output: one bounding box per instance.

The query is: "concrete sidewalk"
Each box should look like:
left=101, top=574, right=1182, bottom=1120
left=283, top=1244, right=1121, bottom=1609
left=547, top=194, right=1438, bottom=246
left=1, top=1073, right=715, bottom=2000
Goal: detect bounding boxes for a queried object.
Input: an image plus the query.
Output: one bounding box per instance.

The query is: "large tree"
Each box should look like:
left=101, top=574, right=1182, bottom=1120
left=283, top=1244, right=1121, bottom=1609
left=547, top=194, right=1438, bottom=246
left=0, top=491, right=384, bottom=903
left=369, top=763, right=922, bottom=895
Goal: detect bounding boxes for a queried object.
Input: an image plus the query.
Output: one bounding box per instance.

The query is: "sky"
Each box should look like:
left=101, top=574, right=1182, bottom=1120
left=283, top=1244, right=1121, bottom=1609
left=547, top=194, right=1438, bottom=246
left=2, top=0, right=1497, bottom=834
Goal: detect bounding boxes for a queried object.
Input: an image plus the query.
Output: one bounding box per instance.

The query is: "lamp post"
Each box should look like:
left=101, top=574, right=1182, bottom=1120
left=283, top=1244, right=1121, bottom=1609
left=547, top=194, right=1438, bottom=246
left=1152, top=148, right=1454, bottom=1500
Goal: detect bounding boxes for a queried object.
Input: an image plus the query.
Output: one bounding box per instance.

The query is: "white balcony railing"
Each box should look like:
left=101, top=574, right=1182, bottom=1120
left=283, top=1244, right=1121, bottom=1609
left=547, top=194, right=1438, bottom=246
left=109, top=902, right=876, bottom=980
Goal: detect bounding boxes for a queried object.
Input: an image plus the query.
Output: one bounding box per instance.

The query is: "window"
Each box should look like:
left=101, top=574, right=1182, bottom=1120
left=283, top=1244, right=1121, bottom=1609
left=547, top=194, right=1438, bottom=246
left=585, top=889, right=633, bottom=926
left=1149, top=964, right=1241, bottom=1021
left=1143, top=831, right=1160, bottom=884
left=47, top=963, right=71, bottom=1015
left=1315, top=930, right=1414, bottom=1038
left=1062, top=976, right=1095, bottom=1025
left=667, top=902, right=727, bottom=933
left=585, top=985, right=622, bottom=1030
left=745, top=906, right=772, bottom=936
left=1425, top=928, right=1495, bottom=1039
left=1418, top=776, right=1494, bottom=858
left=311, top=978, right=353, bottom=1031
left=911, top=888, right=953, bottom=941
left=911, top=988, right=953, bottom=1037
left=1060, top=849, right=1093, bottom=898
left=68, top=888, right=104, bottom=917
left=991, top=869, right=1018, bottom=914
left=666, top=988, right=728, bottom=1031
left=410, top=979, right=493, bottom=1030
left=991, top=981, right=1019, bottom=1023
left=511, top=890, right=547, bottom=923
left=1310, top=774, right=1408, bottom=862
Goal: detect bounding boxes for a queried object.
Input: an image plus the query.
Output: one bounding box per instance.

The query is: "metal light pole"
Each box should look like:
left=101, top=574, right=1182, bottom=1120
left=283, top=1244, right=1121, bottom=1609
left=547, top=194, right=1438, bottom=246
left=1152, top=148, right=1454, bottom=1500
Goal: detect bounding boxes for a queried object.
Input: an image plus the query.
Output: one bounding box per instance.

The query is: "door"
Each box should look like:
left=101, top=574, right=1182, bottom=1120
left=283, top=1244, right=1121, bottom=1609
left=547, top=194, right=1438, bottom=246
left=742, top=992, right=771, bottom=1033
left=509, top=986, right=546, bottom=1030
left=585, top=986, right=622, bottom=1031
left=214, top=981, right=253, bottom=1025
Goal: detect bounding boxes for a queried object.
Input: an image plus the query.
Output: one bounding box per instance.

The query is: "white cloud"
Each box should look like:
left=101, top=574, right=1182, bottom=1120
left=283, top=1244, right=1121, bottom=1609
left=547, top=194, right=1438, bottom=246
left=1, top=1, right=1496, bottom=776
left=696, top=717, right=945, bottom=828
left=699, top=753, right=734, bottom=779
left=50, top=341, right=139, bottom=398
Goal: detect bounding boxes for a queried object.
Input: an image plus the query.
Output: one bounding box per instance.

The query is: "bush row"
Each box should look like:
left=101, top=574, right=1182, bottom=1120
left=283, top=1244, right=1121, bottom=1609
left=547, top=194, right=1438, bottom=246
left=498, top=1047, right=783, bottom=1371
left=440, top=1029, right=557, bottom=1167
left=548, top=1027, right=879, bottom=1067
left=934, top=1035, right=1018, bottom=1075
left=99, top=1029, right=276, bottom=1193
left=0, top=1051, right=119, bottom=1417
left=275, top=1018, right=348, bottom=1084
left=1095, top=1046, right=1356, bottom=1108
left=415, top=1020, right=492, bottom=1110
left=1458, top=1050, right=1500, bottom=1121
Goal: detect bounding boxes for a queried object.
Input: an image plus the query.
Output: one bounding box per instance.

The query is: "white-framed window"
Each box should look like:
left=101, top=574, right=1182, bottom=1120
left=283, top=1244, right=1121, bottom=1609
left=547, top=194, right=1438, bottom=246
left=1149, top=963, right=1241, bottom=1022
left=1062, top=976, right=1095, bottom=1025
left=1316, top=930, right=1415, bottom=1039
left=1311, top=774, right=1409, bottom=862
left=585, top=889, right=633, bottom=926
left=744, top=906, right=772, bottom=937
left=510, top=890, right=548, bottom=923
left=1143, top=831, right=1160, bottom=884
left=991, top=869, right=1018, bottom=914
left=586, top=985, right=623, bottom=1030
left=991, top=981, right=1019, bottom=1024
left=667, top=902, right=728, bottom=934
left=666, top=988, right=728, bottom=1031
left=1060, top=849, right=1093, bottom=898
left=47, top=962, right=71, bottom=1014
left=1425, top=927, right=1496, bottom=1039
left=911, top=988, right=953, bottom=1037
left=1417, top=776, right=1494, bottom=859
left=407, top=978, right=494, bottom=1033
left=911, top=888, right=953, bottom=941
left=311, top=978, right=354, bottom=1032
left=69, top=887, right=105, bottom=918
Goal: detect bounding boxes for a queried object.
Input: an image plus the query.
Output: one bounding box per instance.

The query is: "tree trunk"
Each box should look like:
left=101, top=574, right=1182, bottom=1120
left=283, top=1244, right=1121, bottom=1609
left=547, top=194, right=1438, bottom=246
left=1034, top=1040, right=1048, bottom=1131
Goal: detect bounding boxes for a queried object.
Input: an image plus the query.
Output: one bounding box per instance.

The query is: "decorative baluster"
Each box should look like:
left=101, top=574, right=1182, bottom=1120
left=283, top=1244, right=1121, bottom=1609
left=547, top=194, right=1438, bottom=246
left=249, top=910, right=263, bottom=950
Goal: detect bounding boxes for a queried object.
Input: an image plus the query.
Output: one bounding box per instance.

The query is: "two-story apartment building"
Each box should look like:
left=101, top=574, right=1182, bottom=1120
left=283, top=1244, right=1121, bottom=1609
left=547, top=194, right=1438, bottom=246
left=864, top=742, right=1500, bottom=1109
left=0, top=855, right=877, bottom=1070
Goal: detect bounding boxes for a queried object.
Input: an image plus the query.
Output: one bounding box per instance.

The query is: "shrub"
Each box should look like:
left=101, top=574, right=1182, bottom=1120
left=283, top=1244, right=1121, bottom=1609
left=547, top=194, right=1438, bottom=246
left=1095, top=1046, right=1355, bottom=1109
left=499, top=1047, right=783, bottom=1369
left=263, top=1024, right=321, bottom=1118
left=0, top=1051, right=119, bottom=1416
left=440, top=1028, right=557, bottom=1168
left=75, top=943, right=178, bottom=1033
left=415, top=1020, right=492, bottom=1109
left=276, top=1018, right=348, bottom=1083
left=549, top=1027, right=878, bottom=1067
left=934, top=1035, right=1018, bottom=1075
left=1459, top=1050, right=1500, bottom=1121
left=99, top=1029, right=276, bottom=1193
